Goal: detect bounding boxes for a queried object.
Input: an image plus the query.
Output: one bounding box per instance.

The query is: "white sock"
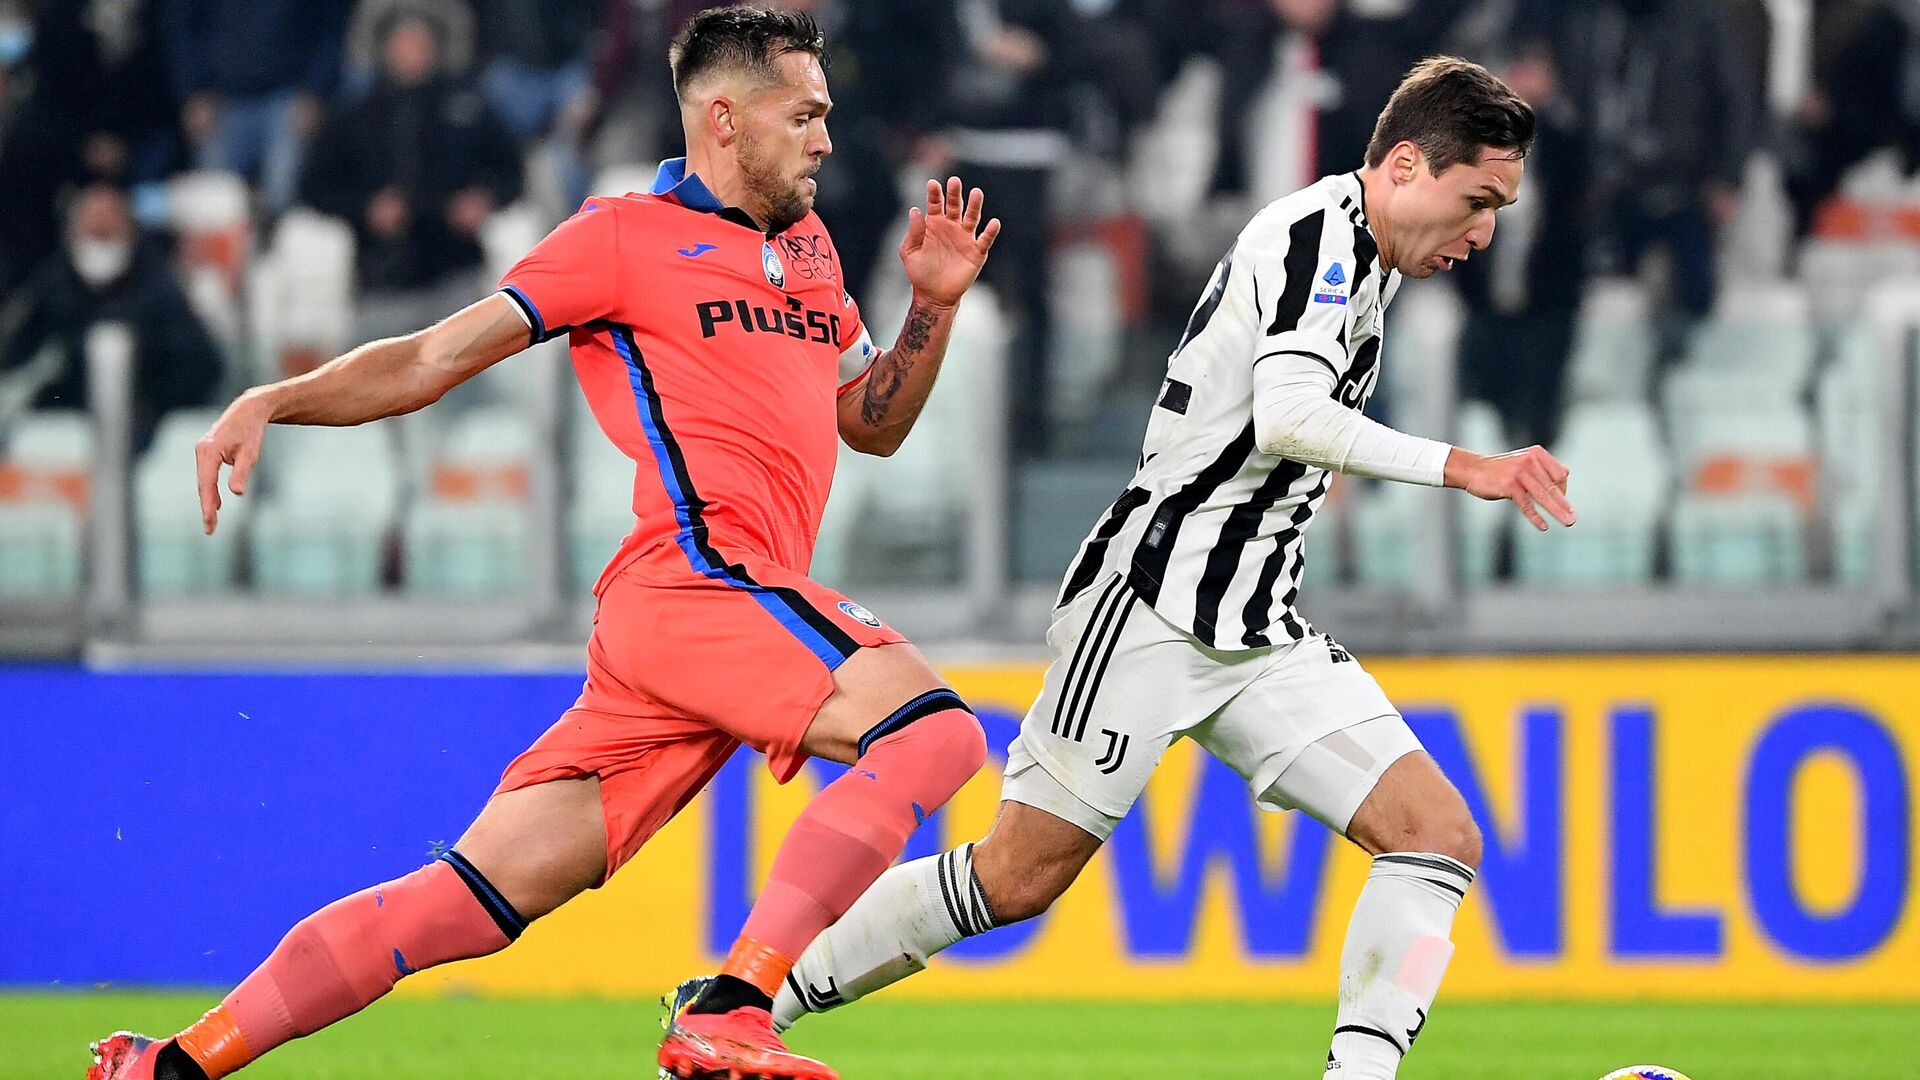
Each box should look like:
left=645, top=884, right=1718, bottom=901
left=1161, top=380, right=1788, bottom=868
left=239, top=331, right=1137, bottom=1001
left=772, top=842, right=996, bottom=1031
left=1322, top=852, right=1473, bottom=1080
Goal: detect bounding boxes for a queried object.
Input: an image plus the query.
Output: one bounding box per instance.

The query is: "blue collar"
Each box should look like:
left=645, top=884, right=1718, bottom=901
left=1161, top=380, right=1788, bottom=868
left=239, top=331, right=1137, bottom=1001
left=651, top=158, right=726, bottom=213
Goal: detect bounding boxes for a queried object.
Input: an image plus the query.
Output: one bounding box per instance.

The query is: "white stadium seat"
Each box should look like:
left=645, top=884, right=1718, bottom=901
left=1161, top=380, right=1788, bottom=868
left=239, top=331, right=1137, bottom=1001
left=567, top=395, right=637, bottom=592
left=1670, top=491, right=1807, bottom=586
left=249, top=422, right=402, bottom=595
left=0, top=412, right=92, bottom=598
left=1453, top=401, right=1509, bottom=587
left=1565, top=278, right=1657, bottom=402
left=1512, top=400, right=1670, bottom=587
left=136, top=409, right=242, bottom=595
left=404, top=407, right=535, bottom=596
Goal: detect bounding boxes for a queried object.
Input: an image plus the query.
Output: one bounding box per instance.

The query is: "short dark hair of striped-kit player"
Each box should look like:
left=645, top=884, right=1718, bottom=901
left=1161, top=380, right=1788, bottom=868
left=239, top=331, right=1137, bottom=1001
left=669, top=5, right=831, bottom=101
left=1365, top=56, right=1537, bottom=174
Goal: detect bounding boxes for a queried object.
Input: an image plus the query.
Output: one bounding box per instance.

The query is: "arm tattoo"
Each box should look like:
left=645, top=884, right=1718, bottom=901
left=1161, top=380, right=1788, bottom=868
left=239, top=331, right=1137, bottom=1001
left=860, top=301, right=938, bottom=427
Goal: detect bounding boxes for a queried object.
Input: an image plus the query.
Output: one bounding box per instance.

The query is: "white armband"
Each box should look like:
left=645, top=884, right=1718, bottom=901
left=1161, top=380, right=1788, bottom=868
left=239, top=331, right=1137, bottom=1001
left=837, top=323, right=877, bottom=393
left=1252, top=354, right=1451, bottom=486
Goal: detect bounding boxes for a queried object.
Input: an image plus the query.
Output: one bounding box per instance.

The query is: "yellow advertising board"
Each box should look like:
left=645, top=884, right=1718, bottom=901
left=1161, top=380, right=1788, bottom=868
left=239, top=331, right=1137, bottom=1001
left=411, top=656, right=1917, bottom=1000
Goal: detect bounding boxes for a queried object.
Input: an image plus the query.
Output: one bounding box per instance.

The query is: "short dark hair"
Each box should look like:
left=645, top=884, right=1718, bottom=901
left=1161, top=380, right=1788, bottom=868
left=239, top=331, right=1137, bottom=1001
left=669, top=6, right=829, bottom=101
left=1364, top=57, right=1535, bottom=174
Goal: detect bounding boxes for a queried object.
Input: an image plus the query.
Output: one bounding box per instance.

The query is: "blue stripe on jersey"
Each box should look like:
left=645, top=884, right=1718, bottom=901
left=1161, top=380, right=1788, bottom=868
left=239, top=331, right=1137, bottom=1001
left=608, top=325, right=854, bottom=670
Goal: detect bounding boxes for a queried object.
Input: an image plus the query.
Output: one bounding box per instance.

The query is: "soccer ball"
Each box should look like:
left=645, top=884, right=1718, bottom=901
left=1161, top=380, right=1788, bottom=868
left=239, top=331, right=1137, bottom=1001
left=1600, top=1068, right=1693, bottom=1080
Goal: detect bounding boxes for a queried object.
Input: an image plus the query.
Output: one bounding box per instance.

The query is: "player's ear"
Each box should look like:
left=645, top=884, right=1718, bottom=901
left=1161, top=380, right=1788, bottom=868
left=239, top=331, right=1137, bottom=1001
left=1391, top=141, right=1422, bottom=186
left=708, top=96, right=739, bottom=146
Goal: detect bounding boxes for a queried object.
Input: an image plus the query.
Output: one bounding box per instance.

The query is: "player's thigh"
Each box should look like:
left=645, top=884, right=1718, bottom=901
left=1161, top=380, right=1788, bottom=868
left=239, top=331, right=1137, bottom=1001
left=970, top=799, right=1105, bottom=923
left=1003, top=573, right=1247, bottom=840
left=590, top=555, right=907, bottom=777
left=454, top=776, right=608, bottom=921
left=1345, top=749, right=1482, bottom=867
left=1195, top=634, right=1419, bottom=835
left=474, top=686, right=738, bottom=916
left=801, top=640, right=949, bottom=765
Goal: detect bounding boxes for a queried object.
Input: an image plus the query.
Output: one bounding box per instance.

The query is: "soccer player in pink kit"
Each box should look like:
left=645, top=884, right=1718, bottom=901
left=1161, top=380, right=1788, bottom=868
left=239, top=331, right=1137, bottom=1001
left=87, top=8, right=1001, bottom=1080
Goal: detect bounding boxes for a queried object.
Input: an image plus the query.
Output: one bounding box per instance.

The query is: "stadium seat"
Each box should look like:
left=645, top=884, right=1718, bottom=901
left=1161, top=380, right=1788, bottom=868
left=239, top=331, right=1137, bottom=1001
left=1816, top=327, right=1878, bottom=585
left=1662, top=368, right=1814, bottom=482
left=404, top=407, right=534, bottom=595
left=815, top=288, right=1010, bottom=587
left=567, top=395, right=636, bottom=592
left=481, top=202, right=549, bottom=285
left=1297, top=488, right=1345, bottom=591
left=1453, top=401, right=1508, bottom=587
left=248, top=209, right=356, bottom=382
left=1126, top=57, right=1221, bottom=229
left=1565, top=279, right=1656, bottom=402
left=135, top=408, right=242, bottom=595
left=1682, top=287, right=1818, bottom=390
left=1010, top=459, right=1137, bottom=585
left=167, top=170, right=252, bottom=346
left=0, top=502, right=83, bottom=598
left=1512, top=400, right=1669, bottom=586
left=1669, top=490, right=1807, bottom=586
left=1048, top=241, right=1127, bottom=431
left=249, top=422, right=402, bottom=595
left=1349, top=480, right=1424, bottom=589
left=589, top=164, right=657, bottom=201
left=0, top=412, right=92, bottom=598
left=1346, top=402, right=1505, bottom=590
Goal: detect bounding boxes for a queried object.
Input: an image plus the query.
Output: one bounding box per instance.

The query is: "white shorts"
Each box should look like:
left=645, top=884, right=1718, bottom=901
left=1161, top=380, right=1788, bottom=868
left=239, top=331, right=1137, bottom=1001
left=1002, top=573, right=1422, bottom=841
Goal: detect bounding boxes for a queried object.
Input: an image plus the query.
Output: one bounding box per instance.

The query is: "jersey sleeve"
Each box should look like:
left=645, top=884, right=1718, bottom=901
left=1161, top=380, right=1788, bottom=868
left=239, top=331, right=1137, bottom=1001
left=1248, top=209, right=1359, bottom=381
left=833, top=271, right=877, bottom=394
left=497, top=202, right=626, bottom=345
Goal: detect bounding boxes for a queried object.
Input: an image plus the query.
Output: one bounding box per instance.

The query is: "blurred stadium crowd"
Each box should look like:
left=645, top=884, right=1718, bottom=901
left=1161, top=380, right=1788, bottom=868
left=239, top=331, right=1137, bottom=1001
left=1, top=0, right=1918, bottom=617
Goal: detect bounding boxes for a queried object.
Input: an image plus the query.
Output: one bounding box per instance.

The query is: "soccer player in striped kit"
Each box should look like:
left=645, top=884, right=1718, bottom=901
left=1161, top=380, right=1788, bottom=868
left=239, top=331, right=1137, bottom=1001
left=769, top=57, right=1576, bottom=1080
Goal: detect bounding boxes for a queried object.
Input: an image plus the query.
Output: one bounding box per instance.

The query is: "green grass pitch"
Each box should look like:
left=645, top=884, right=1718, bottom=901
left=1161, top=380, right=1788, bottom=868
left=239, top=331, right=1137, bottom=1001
left=6, top=993, right=1913, bottom=1079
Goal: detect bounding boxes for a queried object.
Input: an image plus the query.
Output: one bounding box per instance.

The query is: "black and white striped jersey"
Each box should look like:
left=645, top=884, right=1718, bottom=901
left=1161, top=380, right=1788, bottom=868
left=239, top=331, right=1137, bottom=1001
left=1057, top=172, right=1398, bottom=649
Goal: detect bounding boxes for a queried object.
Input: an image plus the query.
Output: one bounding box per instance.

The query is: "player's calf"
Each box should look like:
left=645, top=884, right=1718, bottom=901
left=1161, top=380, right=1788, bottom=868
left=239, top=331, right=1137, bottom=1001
left=772, top=800, right=1100, bottom=1031
left=687, top=691, right=986, bottom=1021
left=115, top=778, right=608, bottom=1079
left=107, top=854, right=524, bottom=1080
left=970, top=800, right=1103, bottom=922
left=1325, top=751, right=1481, bottom=1080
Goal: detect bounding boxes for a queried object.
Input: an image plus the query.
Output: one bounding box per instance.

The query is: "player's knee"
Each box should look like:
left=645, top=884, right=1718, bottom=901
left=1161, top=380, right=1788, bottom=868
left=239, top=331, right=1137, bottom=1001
left=1389, top=801, right=1481, bottom=872
left=861, top=691, right=988, bottom=803
left=1436, top=811, right=1483, bottom=872
left=932, top=706, right=989, bottom=779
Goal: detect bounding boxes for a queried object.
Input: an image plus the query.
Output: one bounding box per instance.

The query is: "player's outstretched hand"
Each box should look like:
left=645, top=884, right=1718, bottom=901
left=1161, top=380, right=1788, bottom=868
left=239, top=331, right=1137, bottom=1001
left=1445, top=445, right=1575, bottom=532
left=195, top=392, right=272, bottom=535
left=899, top=176, right=1001, bottom=308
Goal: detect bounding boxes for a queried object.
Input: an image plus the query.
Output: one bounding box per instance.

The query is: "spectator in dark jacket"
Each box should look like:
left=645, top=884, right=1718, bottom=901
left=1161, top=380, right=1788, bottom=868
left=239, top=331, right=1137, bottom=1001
left=299, top=12, right=523, bottom=297
left=792, top=0, right=956, bottom=304
left=477, top=0, right=601, bottom=141
left=0, top=184, right=223, bottom=448
left=164, top=0, right=351, bottom=212
left=1579, top=0, right=1756, bottom=321
left=1455, top=42, right=1594, bottom=450
left=30, top=0, right=181, bottom=191
left=1786, top=1, right=1920, bottom=236
left=1313, top=0, right=1477, bottom=171
left=942, top=0, right=1076, bottom=456
left=0, top=1, right=85, bottom=298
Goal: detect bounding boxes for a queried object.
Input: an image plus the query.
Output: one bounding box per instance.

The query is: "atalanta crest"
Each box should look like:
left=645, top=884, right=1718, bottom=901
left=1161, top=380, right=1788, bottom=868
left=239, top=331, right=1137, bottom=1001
left=762, top=241, right=785, bottom=288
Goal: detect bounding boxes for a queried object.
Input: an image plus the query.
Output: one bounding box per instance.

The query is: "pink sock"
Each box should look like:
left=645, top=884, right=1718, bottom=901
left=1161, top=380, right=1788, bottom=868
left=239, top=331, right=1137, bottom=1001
left=178, top=858, right=516, bottom=1076
left=735, top=704, right=986, bottom=985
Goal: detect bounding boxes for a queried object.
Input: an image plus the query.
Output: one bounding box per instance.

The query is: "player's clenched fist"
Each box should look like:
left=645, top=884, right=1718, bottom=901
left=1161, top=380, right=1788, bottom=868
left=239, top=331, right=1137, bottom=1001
left=195, top=391, right=272, bottom=535
left=1444, top=444, right=1575, bottom=532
